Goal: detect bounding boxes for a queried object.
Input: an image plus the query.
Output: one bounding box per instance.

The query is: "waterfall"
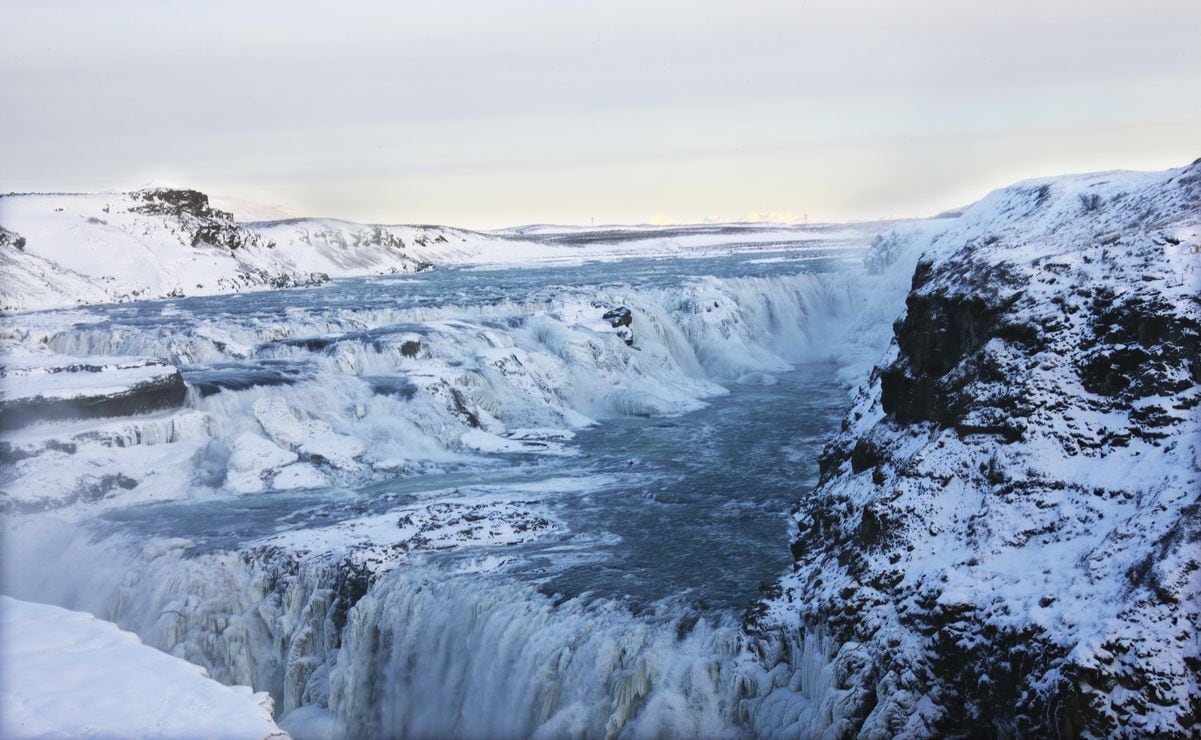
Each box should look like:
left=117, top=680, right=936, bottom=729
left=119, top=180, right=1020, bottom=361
left=3, top=260, right=919, bottom=737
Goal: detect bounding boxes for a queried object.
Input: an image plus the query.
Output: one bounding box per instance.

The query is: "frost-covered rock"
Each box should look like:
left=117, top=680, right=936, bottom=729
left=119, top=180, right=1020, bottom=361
left=0, top=225, right=26, bottom=251
left=253, top=397, right=364, bottom=476
left=0, top=595, right=287, bottom=739
left=758, top=161, right=1201, bottom=737
left=298, top=419, right=366, bottom=470
left=273, top=462, right=329, bottom=490
left=0, top=354, right=186, bottom=429
left=227, top=432, right=299, bottom=493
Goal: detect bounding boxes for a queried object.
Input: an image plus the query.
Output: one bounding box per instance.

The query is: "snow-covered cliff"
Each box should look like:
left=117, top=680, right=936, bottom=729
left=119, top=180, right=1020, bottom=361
left=0, top=188, right=868, bottom=313
left=0, top=188, right=508, bottom=312
left=756, top=162, right=1200, bottom=737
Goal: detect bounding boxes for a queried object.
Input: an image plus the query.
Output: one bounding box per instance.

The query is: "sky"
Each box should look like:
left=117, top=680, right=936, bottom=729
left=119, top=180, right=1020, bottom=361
left=2, top=0, right=1199, bottom=228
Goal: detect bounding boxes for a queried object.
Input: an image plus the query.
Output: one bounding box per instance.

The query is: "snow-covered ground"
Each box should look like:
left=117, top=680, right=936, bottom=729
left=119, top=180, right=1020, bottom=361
left=0, top=595, right=286, bottom=738
left=0, top=189, right=478, bottom=311
left=0, top=187, right=876, bottom=312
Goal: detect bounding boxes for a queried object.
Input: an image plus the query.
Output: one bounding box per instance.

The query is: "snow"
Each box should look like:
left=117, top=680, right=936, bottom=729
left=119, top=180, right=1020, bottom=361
left=0, top=595, right=286, bottom=739
left=226, top=432, right=299, bottom=494
left=1, top=187, right=878, bottom=312
left=249, top=478, right=583, bottom=571
left=272, top=462, right=329, bottom=491
left=0, top=191, right=447, bottom=312
left=757, top=159, right=1201, bottom=736
left=1, top=353, right=179, bottom=402
left=209, top=195, right=300, bottom=222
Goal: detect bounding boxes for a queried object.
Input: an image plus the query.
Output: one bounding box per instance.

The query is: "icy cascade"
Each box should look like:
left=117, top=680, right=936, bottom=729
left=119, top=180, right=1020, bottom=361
left=0, top=262, right=915, bottom=737
left=759, top=161, right=1201, bottom=736
left=2, top=520, right=363, bottom=716
left=5, top=507, right=836, bottom=739
left=3, top=515, right=791, bottom=739
left=4, top=270, right=880, bottom=509
left=2, top=235, right=926, bottom=735
left=328, top=569, right=768, bottom=739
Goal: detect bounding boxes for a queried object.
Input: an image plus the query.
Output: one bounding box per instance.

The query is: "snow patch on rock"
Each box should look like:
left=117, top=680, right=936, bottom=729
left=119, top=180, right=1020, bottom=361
left=757, top=160, right=1201, bottom=737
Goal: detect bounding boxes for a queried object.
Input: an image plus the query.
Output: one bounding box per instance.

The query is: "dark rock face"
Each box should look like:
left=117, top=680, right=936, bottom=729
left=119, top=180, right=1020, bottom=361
left=872, top=256, right=1042, bottom=444
left=760, top=162, right=1201, bottom=738
left=601, top=305, right=635, bottom=346
left=131, top=188, right=262, bottom=251
left=0, top=226, right=26, bottom=251
left=131, top=188, right=228, bottom=219
left=1077, top=293, right=1200, bottom=403
left=603, top=306, right=633, bottom=328
left=0, top=364, right=187, bottom=430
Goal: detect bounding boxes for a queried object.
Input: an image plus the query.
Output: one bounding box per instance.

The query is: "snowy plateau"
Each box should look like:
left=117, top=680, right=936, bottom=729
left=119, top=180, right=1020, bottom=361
left=0, top=187, right=861, bottom=313
left=0, top=161, right=1198, bottom=739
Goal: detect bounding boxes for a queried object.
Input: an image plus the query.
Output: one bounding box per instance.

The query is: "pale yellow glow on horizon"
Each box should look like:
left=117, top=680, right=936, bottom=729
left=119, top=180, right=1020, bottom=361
left=2, top=0, right=1198, bottom=228
left=217, top=116, right=1199, bottom=228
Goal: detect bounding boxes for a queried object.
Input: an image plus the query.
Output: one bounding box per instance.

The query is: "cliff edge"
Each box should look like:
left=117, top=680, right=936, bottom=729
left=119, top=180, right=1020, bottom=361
left=758, top=161, right=1200, bottom=737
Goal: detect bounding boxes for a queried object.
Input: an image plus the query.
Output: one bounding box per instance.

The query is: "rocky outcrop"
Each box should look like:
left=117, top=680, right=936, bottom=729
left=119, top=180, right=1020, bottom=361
left=132, top=187, right=230, bottom=219
left=0, top=359, right=187, bottom=429
left=760, top=161, right=1201, bottom=737
left=0, top=226, right=26, bottom=251
left=132, top=188, right=263, bottom=251
left=603, top=306, right=635, bottom=346
left=592, top=303, right=635, bottom=346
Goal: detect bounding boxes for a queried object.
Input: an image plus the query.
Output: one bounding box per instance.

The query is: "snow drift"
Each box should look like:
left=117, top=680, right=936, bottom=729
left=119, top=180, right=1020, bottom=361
left=0, top=595, right=286, bottom=738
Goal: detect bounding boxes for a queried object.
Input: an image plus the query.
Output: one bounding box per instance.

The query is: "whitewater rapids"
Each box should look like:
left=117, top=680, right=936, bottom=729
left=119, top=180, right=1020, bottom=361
left=1, top=246, right=922, bottom=738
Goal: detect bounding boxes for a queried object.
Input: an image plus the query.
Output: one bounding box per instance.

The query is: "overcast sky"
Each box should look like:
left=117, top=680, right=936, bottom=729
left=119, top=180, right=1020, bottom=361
left=3, top=0, right=1199, bottom=227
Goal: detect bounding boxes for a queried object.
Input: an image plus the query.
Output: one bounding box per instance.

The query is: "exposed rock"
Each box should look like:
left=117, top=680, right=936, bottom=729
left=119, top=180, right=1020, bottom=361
left=0, top=226, right=26, bottom=251
left=268, top=272, right=329, bottom=289
left=132, top=188, right=261, bottom=251
left=603, top=306, right=633, bottom=328
left=602, top=306, right=635, bottom=346
left=759, top=161, right=1201, bottom=738
left=0, top=359, right=187, bottom=429
left=131, top=188, right=229, bottom=219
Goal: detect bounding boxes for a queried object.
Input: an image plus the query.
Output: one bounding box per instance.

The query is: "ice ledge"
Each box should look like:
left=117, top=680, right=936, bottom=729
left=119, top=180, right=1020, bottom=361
left=0, top=595, right=289, bottom=739
left=0, top=355, right=186, bottom=429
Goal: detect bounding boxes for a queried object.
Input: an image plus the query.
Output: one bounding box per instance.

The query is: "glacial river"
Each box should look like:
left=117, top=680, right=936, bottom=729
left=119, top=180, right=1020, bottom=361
left=5, top=246, right=883, bottom=737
